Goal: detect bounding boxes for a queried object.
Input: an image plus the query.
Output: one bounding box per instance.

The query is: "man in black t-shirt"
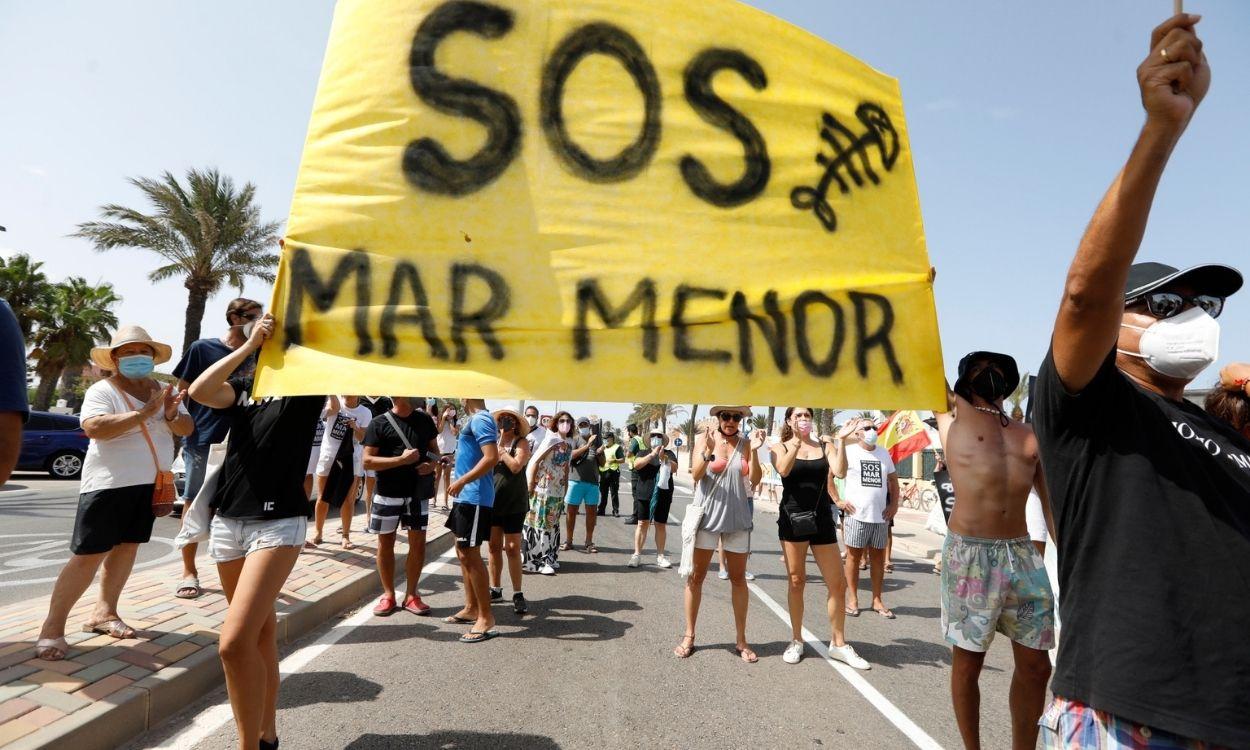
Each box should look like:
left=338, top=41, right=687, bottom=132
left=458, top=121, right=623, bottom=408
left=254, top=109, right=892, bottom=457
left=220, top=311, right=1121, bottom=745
left=362, top=397, right=439, bottom=617
left=1035, top=15, right=1249, bottom=748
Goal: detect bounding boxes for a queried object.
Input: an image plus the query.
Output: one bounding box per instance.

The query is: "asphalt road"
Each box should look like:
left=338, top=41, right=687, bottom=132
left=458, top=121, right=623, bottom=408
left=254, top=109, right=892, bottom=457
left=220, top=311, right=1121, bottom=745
left=127, top=477, right=1030, bottom=750
left=0, top=473, right=186, bottom=607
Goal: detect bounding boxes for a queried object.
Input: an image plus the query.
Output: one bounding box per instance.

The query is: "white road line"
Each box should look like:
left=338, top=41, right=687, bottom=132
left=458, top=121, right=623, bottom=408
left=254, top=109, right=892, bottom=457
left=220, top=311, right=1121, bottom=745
left=746, top=582, right=944, bottom=750
left=671, top=498, right=943, bottom=750
left=148, top=546, right=457, bottom=750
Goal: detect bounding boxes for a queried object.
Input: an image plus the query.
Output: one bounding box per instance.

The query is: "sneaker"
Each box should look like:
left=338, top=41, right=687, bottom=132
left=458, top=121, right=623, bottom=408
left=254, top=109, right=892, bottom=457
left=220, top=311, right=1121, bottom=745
left=782, top=640, right=804, bottom=664
left=402, top=594, right=431, bottom=615
left=540, top=564, right=556, bottom=576
left=655, top=554, right=672, bottom=569
left=512, top=592, right=529, bottom=615
left=744, top=571, right=756, bottom=581
left=627, top=553, right=641, bottom=568
left=623, top=517, right=637, bottom=525
left=718, top=568, right=729, bottom=580
left=489, top=587, right=503, bottom=601
left=829, top=642, right=870, bottom=670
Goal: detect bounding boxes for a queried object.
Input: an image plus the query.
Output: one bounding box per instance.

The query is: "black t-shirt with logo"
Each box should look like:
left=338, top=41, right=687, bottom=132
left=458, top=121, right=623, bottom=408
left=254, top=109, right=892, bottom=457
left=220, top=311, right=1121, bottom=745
left=211, top=378, right=324, bottom=521
left=363, top=410, right=437, bottom=500
left=1034, top=350, right=1250, bottom=747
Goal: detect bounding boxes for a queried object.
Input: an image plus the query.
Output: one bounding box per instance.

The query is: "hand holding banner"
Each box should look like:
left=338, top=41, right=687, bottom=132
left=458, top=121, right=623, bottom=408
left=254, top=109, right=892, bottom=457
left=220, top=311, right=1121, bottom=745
left=257, top=0, right=945, bottom=409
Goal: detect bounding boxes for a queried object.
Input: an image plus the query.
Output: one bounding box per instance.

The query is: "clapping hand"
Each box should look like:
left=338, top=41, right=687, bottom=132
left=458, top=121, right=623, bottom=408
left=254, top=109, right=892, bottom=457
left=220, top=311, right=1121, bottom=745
left=138, top=386, right=169, bottom=421
left=837, top=418, right=865, bottom=440
left=164, top=387, right=185, bottom=420
left=749, top=429, right=766, bottom=451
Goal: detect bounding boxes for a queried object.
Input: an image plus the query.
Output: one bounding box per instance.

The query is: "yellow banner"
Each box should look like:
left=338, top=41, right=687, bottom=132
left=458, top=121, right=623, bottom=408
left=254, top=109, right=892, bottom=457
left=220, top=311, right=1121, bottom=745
left=256, top=0, right=945, bottom=409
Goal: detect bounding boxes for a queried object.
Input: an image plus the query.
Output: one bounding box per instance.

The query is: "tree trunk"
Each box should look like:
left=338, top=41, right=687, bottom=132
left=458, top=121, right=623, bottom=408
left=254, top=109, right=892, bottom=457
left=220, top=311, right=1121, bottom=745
left=766, top=406, right=775, bottom=436
left=688, top=405, right=699, bottom=453
left=59, top=368, right=83, bottom=410
left=33, top=363, right=64, bottom=411
left=182, top=282, right=211, bottom=352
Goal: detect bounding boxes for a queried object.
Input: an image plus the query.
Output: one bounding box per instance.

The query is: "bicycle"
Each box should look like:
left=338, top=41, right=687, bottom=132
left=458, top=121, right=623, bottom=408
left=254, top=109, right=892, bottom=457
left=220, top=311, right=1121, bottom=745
left=899, top=480, right=938, bottom=511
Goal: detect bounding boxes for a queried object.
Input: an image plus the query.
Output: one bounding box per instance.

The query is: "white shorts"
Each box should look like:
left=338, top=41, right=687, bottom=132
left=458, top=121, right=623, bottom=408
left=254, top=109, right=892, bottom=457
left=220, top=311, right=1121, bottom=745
left=352, top=445, right=366, bottom=477
left=209, top=515, right=307, bottom=563
left=1025, top=491, right=1048, bottom=543
left=695, top=528, right=751, bottom=555
left=306, top=444, right=321, bottom=476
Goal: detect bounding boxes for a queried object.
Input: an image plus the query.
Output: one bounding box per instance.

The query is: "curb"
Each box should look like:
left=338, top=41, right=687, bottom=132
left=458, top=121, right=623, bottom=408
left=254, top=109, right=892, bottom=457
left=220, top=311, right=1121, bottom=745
left=4, top=527, right=455, bottom=750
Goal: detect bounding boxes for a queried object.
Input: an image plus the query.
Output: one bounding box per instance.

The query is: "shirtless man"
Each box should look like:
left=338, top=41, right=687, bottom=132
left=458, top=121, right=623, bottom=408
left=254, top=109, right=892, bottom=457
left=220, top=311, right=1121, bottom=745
left=935, top=351, right=1056, bottom=750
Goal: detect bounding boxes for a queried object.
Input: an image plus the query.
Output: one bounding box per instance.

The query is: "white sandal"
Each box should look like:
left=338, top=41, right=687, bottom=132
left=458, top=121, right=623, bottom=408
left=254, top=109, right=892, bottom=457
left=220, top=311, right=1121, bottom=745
left=34, top=637, right=68, bottom=661
left=174, top=576, right=202, bottom=599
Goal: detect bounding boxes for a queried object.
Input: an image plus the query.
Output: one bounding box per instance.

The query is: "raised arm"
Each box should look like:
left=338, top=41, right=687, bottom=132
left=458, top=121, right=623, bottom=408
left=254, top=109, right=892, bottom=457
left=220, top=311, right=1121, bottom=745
left=690, top=427, right=715, bottom=482
left=772, top=436, right=802, bottom=478
left=189, top=314, right=274, bottom=408
left=830, top=418, right=864, bottom=479
left=1051, top=14, right=1207, bottom=392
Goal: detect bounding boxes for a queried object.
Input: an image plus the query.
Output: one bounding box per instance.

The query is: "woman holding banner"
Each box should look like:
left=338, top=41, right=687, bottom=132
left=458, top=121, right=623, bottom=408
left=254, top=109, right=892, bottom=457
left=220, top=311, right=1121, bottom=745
left=675, top=406, right=763, bottom=662
left=523, top=410, right=574, bottom=575
left=187, top=313, right=324, bottom=750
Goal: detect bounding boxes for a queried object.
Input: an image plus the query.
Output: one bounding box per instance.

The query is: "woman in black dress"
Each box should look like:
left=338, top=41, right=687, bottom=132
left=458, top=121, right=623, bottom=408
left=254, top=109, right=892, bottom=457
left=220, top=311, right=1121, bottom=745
left=771, top=406, right=869, bottom=670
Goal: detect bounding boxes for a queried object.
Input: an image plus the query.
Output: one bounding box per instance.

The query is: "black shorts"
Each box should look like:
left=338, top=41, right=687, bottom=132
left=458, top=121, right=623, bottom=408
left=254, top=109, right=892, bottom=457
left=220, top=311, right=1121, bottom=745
left=448, top=502, right=492, bottom=548
left=639, top=487, right=673, bottom=524
left=777, top=503, right=837, bottom=546
left=491, top=511, right=525, bottom=534
left=72, top=485, right=157, bottom=554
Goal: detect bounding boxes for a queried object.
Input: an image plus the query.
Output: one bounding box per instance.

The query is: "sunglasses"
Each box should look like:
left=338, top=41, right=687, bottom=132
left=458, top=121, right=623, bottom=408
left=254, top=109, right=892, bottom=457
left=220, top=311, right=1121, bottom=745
left=558, top=418, right=573, bottom=424
left=719, top=413, right=743, bottom=422
left=1128, top=292, right=1224, bottom=320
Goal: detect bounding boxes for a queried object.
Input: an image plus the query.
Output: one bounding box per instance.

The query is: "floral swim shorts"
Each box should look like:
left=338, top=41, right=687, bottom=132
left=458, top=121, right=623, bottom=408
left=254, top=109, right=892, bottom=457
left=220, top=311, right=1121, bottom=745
left=940, top=530, right=1055, bottom=652
left=1040, top=697, right=1232, bottom=749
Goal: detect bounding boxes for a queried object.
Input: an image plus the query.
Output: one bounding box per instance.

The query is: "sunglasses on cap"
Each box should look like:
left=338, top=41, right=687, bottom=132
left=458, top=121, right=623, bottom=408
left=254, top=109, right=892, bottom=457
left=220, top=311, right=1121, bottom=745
left=718, top=413, right=743, bottom=422
left=1128, top=292, right=1224, bottom=320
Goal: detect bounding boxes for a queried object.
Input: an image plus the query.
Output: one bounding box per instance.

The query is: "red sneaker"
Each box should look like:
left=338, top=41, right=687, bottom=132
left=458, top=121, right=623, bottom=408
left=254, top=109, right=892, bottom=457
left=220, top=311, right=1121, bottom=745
left=402, top=594, right=431, bottom=615
left=372, top=595, right=398, bottom=616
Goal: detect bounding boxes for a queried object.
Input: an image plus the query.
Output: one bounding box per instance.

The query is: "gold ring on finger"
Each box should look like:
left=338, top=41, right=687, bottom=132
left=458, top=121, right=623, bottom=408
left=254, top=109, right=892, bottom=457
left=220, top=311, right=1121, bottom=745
left=1160, top=47, right=1170, bottom=61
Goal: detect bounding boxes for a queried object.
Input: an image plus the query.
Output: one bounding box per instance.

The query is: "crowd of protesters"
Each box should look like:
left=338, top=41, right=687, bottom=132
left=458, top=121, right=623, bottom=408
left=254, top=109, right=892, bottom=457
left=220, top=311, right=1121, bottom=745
left=5, top=11, right=1249, bottom=750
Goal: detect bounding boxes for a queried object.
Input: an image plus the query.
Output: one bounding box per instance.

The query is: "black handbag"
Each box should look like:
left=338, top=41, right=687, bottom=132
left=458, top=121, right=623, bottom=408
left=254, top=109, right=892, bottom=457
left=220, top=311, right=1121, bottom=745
left=785, top=490, right=820, bottom=536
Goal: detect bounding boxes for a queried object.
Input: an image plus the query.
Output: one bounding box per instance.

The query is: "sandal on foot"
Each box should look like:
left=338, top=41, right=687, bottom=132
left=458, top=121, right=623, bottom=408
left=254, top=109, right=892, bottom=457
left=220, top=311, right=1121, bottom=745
left=34, top=637, right=68, bottom=661
left=174, top=576, right=202, bottom=599
left=845, top=606, right=860, bottom=617
left=83, top=619, right=136, bottom=639
left=443, top=614, right=474, bottom=624
left=734, top=646, right=759, bottom=664
left=559, top=541, right=573, bottom=551
left=673, top=635, right=695, bottom=659
left=459, top=630, right=497, bottom=644
left=873, top=607, right=896, bottom=620
left=585, top=542, right=599, bottom=554
left=884, top=563, right=894, bottom=573
left=341, top=539, right=354, bottom=551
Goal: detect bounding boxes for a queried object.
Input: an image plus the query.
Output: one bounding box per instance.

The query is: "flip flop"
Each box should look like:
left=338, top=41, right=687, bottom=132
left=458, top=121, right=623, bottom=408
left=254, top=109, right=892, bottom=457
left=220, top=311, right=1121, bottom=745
left=34, top=637, right=68, bottom=661
left=443, top=615, right=474, bottom=624
left=83, top=619, right=136, bottom=639
left=734, top=646, right=759, bottom=664
left=459, top=630, right=497, bottom=644
left=873, top=607, right=897, bottom=620
left=673, top=635, right=695, bottom=659
left=845, top=607, right=860, bottom=617
left=559, top=542, right=573, bottom=551
left=884, top=563, right=894, bottom=573
left=174, top=576, right=202, bottom=599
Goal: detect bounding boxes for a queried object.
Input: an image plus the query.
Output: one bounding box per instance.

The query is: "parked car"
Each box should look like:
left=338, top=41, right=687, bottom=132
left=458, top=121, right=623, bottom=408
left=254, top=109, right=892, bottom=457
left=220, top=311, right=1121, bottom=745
left=18, top=411, right=88, bottom=479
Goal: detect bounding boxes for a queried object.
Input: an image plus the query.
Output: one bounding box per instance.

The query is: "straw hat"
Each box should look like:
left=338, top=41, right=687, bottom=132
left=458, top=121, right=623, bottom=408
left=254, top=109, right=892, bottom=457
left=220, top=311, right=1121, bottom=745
left=708, top=405, right=752, bottom=418
left=492, top=408, right=530, bottom=438
left=90, top=325, right=173, bottom=371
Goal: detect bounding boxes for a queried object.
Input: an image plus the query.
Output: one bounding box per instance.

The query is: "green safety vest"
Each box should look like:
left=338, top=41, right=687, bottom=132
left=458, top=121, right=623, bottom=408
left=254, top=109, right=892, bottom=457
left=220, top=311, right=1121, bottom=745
left=600, top=443, right=623, bottom=472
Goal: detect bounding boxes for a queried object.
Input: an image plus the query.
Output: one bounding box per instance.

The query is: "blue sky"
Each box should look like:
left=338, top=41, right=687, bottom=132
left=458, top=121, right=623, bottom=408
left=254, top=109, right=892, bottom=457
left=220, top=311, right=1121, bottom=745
left=3, top=1, right=1247, bottom=426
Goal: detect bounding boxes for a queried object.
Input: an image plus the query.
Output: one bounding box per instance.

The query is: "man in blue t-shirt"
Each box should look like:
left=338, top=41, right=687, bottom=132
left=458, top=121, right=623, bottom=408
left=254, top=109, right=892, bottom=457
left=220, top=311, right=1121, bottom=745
left=0, top=300, right=29, bottom=486
left=170, top=297, right=262, bottom=598
left=445, top=399, right=498, bottom=642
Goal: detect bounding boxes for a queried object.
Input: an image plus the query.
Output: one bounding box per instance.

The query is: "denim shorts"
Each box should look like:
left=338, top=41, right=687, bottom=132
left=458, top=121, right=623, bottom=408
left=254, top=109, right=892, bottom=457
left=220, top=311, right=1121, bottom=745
left=209, top=515, right=308, bottom=563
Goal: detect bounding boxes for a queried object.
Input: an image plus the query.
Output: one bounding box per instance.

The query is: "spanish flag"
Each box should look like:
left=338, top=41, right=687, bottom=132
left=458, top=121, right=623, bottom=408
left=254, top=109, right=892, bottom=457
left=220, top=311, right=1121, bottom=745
left=878, top=410, right=932, bottom=464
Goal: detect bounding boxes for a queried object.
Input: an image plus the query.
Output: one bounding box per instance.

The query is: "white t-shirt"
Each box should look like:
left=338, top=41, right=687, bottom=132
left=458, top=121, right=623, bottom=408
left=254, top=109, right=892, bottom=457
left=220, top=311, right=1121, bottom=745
left=843, top=443, right=895, bottom=524
left=79, top=379, right=189, bottom=494
left=317, top=404, right=372, bottom=464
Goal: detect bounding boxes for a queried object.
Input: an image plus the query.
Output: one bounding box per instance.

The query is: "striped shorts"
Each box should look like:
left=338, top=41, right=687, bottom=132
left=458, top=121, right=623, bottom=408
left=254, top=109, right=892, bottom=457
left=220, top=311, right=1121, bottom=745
left=843, top=517, right=888, bottom=549
left=367, top=495, right=428, bottom=535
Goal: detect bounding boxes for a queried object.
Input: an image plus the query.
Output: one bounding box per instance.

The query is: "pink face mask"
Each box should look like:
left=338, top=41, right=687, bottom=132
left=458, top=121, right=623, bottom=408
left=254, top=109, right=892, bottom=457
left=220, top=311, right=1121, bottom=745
left=796, top=417, right=812, bottom=435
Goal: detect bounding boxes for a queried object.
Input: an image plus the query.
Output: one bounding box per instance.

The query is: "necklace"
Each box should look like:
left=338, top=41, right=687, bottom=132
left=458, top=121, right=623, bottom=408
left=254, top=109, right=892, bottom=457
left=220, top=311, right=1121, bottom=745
left=972, top=406, right=1003, bottom=417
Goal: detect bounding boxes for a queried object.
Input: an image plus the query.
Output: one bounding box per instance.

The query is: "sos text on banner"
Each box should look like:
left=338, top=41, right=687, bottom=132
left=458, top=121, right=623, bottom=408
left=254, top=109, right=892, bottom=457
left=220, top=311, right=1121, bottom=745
left=255, top=0, right=945, bottom=409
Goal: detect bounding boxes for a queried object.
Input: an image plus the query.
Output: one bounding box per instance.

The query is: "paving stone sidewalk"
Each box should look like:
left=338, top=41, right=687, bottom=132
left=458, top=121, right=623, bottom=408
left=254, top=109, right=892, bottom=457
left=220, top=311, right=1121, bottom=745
left=0, top=514, right=452, bottom=750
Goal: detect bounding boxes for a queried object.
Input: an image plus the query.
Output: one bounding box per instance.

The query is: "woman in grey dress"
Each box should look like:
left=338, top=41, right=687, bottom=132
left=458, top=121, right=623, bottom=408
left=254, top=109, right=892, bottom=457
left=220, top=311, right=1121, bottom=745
left=675, top=406, right=764, bottom=662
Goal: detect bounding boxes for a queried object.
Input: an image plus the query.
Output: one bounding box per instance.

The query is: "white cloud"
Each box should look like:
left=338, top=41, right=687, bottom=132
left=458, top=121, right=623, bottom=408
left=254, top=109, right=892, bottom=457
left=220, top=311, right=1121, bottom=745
left=925, top=99, right=960, bottom=113
left=21, top=165, right=47, bottom=177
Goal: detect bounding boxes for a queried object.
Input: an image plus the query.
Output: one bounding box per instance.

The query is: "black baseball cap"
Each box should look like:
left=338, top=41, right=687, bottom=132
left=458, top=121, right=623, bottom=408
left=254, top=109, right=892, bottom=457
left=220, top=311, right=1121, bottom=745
left=956, top=351, right=1020, bottom=394
left=1124, top=262, right=1242, bottom=301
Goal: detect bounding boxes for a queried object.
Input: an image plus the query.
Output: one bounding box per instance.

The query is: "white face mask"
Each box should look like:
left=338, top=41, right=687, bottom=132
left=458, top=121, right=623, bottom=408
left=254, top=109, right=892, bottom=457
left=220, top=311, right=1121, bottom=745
left=1118, top=306, right=1220, bottom=380
left=527, top=415, right=538, bottom=427
left=650, top=437, right=663, bottom=448
left=241, top=320, right=257, bottom=339
left=862, top=429, right=879, bottom=448
left=579, top=427, right=591, bottom=437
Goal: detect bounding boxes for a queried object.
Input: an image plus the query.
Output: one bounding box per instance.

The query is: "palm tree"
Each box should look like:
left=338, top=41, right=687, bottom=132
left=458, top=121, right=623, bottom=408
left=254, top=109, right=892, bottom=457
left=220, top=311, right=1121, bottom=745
left=72, top=168, right=281, bottom=351
left=0, top=253, right=53, bottom=337
left=765, top=406, right=776, bottom=435
left=30, top=278, right=120, bottom=410
left=1009, top=371, right=1032, bottom=421
left=749, top=414, right=768, bottom=430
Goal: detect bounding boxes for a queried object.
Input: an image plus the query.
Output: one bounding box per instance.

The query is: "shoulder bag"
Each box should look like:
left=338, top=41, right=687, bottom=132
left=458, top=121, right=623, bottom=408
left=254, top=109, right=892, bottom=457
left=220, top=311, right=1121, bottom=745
left=108, top=379, right=176, bottom=517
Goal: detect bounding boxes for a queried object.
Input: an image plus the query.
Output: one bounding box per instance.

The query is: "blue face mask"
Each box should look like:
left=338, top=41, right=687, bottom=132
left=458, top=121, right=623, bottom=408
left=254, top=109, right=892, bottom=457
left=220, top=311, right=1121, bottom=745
left=117, top=354, right=155, bottom=378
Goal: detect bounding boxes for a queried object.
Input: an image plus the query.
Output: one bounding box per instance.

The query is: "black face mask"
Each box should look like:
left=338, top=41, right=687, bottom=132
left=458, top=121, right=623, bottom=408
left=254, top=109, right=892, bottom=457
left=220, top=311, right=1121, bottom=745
left=957, top=367, right=1010, bottom=426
